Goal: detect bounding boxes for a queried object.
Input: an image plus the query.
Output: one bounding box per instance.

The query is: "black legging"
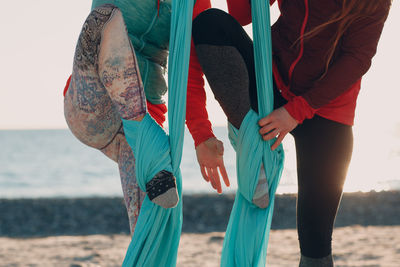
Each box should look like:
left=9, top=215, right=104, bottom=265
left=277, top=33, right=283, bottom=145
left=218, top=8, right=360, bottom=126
left=192, top=8, right=353, bottom=259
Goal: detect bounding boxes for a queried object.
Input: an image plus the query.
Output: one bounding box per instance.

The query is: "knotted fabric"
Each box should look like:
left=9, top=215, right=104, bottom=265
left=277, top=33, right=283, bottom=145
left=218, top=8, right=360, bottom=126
left=121, top=0, right=194, bottom=266
left=220, top=0, right=285, bottom=266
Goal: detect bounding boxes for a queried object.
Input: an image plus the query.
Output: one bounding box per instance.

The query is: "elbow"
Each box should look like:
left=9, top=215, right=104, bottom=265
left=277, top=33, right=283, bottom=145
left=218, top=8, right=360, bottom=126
left=352, top=54, right=373, bottom=76
left=341, top=51, right=374, bottom=78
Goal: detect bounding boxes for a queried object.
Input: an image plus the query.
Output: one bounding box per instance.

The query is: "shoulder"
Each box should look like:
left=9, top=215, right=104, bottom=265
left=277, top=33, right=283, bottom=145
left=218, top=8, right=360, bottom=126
left=346, top=1, right=391, bottom=34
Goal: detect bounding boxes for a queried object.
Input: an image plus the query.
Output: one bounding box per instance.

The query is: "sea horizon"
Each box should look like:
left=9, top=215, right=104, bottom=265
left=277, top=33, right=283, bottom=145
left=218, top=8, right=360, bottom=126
left=1, top=127, right=399, bottom=199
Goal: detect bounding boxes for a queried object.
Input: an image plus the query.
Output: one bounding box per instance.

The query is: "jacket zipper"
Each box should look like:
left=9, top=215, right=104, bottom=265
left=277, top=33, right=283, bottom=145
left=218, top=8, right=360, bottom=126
left=288, top=0, right=309, bottom=82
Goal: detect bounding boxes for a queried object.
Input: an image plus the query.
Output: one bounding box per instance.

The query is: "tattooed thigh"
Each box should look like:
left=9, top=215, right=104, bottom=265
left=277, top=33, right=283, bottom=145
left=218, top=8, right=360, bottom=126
left=73, top=4, right=118, bottom=72
left=64, top=73, right=122, bottom=151
left=64, top=4, right=123, bottom=151
left=98, top=8, right=147, bottom=120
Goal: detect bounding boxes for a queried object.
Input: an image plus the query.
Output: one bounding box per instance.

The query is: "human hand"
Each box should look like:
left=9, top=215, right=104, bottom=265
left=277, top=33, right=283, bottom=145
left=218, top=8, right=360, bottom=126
left=258, top=107, right=298, bottom=150
left=195, top=137, right=230, bottom=194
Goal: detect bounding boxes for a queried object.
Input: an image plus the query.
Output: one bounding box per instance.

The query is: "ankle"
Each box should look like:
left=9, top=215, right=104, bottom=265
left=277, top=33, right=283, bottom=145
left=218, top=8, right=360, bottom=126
left=146, top=170, right=179, bottom=209
left=299, top=254, right=334, bottom=267
left=252, top=163, right=269, bottom=209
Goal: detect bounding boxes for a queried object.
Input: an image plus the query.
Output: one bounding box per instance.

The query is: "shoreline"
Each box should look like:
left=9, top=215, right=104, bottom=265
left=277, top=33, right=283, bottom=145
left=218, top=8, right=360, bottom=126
left=1, top=191, right=400, bottom=237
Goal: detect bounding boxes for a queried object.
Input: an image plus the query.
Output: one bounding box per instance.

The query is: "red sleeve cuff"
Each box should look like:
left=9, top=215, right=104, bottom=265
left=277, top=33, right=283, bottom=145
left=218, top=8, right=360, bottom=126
left=283, top=96, right=318, bottom=124
left=190, top=125, right=215, bottom=147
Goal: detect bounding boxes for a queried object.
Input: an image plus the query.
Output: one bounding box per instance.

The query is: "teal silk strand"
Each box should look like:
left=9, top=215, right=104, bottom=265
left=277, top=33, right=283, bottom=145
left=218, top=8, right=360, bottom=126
left=220, top=0, right=285, bottom=266
left=121, top=0, right=194, bottom=266
left=121, top=0, right=282, bottom=265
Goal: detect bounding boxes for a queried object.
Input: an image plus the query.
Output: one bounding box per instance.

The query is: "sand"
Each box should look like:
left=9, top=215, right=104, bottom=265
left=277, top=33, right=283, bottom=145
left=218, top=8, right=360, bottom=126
left=1, top=226, right=400, bottom=267
left=1, top=192, right=400, bottom=266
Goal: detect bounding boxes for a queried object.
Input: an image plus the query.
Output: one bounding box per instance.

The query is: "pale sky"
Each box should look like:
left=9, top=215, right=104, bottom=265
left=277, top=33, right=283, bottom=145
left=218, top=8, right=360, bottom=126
left=0, top=0, right=399, bottom=134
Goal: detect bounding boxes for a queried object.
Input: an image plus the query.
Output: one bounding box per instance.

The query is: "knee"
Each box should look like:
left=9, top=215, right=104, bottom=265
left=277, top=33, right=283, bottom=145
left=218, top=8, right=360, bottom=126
left=78, top=4, right=121, bottom=60
left=92, top=3, right=119, bottom=15
left=100, top=132, right=125, bottom=163
left=192, top=8, right=241, bottom=45
left=85, top=3, right=122, bottom=31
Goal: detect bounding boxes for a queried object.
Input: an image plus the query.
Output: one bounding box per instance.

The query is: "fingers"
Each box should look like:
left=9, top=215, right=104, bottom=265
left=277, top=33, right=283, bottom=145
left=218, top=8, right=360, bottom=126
left=258, top=114, right=272, bottom=127
left=206, top=167, right=222, bottom=193
left=204, top=165, right=227, bottom=194
left=219, top=164, right=230, bottom=187
left=205, top=167, right=216, bottom=190
left=262, top=128, right=280, bottom=141
left=259, top=122, right=277, bottom=135
left=212, top=168, right=222, bottom=194
left=200, top=165, right=209, bottom=182
left=201, top=155, right=229, bottom=193
left=271, top=132, right=286, bottom=151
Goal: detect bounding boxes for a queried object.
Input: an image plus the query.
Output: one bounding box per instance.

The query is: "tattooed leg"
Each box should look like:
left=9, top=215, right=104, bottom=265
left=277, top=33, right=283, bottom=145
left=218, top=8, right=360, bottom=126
left=64, top=5, right=144, bottom=233
left=118, top=138, right=146, bottom=235
left=98, top=8, right=146, bottom=121
left=64, top=4, right=122, bottom=150
left=98, top=8, right=179, bottom=209
left=100, top=132, right=146, bottom=235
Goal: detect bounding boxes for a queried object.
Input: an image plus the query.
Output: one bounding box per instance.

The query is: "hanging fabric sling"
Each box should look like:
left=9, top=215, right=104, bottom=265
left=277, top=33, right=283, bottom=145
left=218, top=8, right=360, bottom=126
left=121, top=0, right=194, bottom=266
left=220, top=0, right=285, bottom=266
left=121, top=0, right=283, bottom=266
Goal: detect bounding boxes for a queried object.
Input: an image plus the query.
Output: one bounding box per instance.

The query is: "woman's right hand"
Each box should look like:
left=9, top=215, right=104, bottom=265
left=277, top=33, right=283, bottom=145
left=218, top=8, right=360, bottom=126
left=259, top=107, right=298, bottom=150
left=195, top=137, right=230, bottom=194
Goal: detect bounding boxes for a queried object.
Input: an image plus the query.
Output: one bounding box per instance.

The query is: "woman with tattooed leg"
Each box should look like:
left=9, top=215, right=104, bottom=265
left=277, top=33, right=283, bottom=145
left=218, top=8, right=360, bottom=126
left=64, top=0, right=230, bottom=235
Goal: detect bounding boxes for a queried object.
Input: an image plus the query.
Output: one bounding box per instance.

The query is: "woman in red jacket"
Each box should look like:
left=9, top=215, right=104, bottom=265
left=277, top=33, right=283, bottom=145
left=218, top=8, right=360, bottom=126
left=192, top=0, right=391, bottom=265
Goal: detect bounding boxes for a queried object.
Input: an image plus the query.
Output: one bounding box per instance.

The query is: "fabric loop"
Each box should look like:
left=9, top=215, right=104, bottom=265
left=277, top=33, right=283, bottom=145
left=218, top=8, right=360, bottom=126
left=122, top=0, right=283, bottom=266
left=122, top=1, right=194, bottom=266
left=122, top=114, right=173, bottom=191
left=221, top=0, right=285, bottom=266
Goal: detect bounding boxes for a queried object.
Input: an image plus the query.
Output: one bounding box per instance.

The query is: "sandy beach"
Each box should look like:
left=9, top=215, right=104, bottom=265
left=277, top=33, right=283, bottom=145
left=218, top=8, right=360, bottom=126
left=1, top=192, right=400, bottom=266
left=1, top=226, right=400, bottom=266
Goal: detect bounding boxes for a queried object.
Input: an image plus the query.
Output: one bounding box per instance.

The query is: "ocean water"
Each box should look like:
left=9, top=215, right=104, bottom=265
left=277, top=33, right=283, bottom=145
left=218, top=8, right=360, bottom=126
left=0, top=127, right=399, bottom=199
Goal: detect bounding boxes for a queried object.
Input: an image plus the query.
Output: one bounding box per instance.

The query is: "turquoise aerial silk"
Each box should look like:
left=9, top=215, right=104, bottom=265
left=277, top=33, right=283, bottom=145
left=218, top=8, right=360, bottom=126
left=220, top=0, right=285, bottom=266
left=121, top=0, right=194, bottom=266
left=121, top=0, right=282, bottom=265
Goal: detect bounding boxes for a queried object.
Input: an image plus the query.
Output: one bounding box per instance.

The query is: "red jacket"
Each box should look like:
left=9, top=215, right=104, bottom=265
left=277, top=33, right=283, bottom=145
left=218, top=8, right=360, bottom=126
left=227, top=0, right=390, bottom=124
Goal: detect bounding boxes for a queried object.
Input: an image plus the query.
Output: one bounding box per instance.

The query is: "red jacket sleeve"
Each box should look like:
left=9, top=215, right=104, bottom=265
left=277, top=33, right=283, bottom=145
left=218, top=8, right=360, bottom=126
left=285, top=7, right=390, bottom=123
left=227, top=0, right=252, bottom=26
left=186, top=0, right=215, bottom=147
